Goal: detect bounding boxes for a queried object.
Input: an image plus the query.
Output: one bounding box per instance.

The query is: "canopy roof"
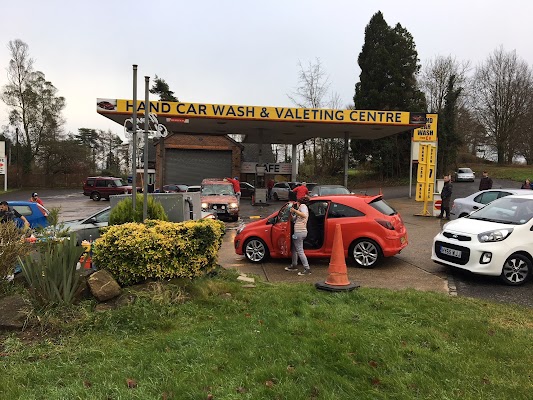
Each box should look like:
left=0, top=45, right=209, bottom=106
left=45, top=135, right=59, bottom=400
left=97, top=99, right=426, bottom=145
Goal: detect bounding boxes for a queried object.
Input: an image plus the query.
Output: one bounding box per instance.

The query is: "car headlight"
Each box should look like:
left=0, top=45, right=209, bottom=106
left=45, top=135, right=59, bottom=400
left=229, top=202, right=238, bottom=209
left=237, top=224, right=246, bottom=234
left=478, top=228, right=513, bottom=243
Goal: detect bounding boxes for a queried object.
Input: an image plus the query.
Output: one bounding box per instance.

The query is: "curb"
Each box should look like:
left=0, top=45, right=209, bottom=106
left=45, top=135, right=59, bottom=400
left=447, top=274, right=458, bottom=296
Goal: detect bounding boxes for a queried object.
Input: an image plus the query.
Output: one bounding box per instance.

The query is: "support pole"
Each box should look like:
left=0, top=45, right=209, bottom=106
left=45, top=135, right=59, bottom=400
left=291, top=144, right=297, bottom=181
left=143, top=76, right=150, bottom=221
left=409, top=134, right=413, bottom=199
left=132, top=65, right=138, bottom=210
left=344, top=132, right=349, bottom=188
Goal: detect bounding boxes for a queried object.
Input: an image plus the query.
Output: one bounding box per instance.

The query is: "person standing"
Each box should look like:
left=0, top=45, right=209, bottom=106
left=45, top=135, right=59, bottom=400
left=267, top=178, right=274, bottom=200
left=29, top=192, right=44, bottom=206
left=438, top=175, right=453, bottom=220
left=478, top=171, right=493, bottom=191
left=292, top=182, right=309, bottom=201
left=225, top=177, right=241, bottom=204
left=0, top=201, right=30, bottom=227
left=284, top=196, right=311, bottom=275
left=521, top=179, right=532, bottom=189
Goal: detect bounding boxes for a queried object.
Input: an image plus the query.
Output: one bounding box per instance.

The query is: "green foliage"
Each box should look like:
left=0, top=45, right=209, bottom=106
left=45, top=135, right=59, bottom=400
left=150, top=75, right=179, bottom=102
left=0, top=221, right=32, bottom=279
left=92, top=219, right=225, bottom=285
left=20, top=235, right=85, bottom=306
left=34, top=207, right=70, bottom=240
left=352, top=11, right=426, bottom=178
left=109, top=194, right=168, bottom=225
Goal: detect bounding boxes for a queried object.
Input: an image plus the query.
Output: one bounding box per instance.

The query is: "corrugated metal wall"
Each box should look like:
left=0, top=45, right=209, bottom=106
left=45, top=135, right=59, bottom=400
left=165, top=149, right=232, bottom=185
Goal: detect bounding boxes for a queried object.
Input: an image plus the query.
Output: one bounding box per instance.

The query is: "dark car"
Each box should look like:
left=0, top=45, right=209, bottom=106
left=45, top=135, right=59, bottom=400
left=83, top=176, right=137, bottom=201
left=240, top=182, right=255, bottom=198
left=161, top=184, right=188, bottom=193
left=97, top=101, right=115, bottom=110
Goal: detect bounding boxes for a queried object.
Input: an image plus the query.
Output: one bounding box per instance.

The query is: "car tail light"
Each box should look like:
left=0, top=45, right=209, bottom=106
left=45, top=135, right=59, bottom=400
left=375, top=219, right=395, bottom=230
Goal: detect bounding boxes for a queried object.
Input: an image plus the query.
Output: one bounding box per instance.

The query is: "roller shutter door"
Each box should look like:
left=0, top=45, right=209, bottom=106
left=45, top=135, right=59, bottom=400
left=165, top=149, right=232, bottom=185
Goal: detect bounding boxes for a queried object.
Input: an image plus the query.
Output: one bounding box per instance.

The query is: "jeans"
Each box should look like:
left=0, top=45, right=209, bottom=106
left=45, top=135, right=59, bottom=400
left=291, top=231, right=309, bottom=269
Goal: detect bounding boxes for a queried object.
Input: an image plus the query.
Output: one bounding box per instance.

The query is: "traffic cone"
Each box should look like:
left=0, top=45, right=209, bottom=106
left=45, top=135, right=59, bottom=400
left=316, top=224, right=359, bottom=292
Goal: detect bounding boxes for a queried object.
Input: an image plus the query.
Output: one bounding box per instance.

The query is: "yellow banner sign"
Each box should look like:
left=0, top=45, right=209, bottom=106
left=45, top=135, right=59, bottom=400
left=418, top=144, right=428, bottom=165
left=417, top=165, right=427, bottom=183
left=416, top=182, right=426, bottom=201
left=98, top=99, right=413, bottom=125
left=413, top=114, right=438, bottom=141
left=426, top=183, right=434, bottom=201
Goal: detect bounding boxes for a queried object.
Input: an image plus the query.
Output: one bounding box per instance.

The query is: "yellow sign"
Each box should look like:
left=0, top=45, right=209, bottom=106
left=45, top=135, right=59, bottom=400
left=426, top=165, right=435, bottom=183
left=417, top=165, right=427, bottom=183
left=428, top=145, right=437, bottom=165
left=99, top=99, right=412, bottom=125
left=416, top=182, right=425, bottom=201
left=426, top=183, right=434, bottom=201
left=413, top=114, right=438, bottom=142
left=418, top=144, right=428, bottom=165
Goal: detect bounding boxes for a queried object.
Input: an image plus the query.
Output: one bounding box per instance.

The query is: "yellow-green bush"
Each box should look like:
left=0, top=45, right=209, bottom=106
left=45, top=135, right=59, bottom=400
left=91, top=219, right=225, bottom=285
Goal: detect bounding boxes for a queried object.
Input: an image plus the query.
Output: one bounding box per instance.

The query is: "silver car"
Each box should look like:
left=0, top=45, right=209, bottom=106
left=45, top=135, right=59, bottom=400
left=453, top=167, right=475, bottom=182
left=450, top=189, right=533, bottom=220
left=63, top=207, right=111, bottom=244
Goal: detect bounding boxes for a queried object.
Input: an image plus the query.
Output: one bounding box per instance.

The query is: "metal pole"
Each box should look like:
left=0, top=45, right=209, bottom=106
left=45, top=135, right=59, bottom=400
left=132, top=65, right=138, bottom=210
left=291, top=144, right=297, bottom=181
left=143, top=76, right=150, bottom=221
left=409, top=133, right=413, bottom=199
left=344, top=132, right=349, bottom=188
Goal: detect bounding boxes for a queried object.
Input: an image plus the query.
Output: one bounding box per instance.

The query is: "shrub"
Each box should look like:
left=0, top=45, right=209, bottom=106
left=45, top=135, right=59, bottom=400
left=0, top=221, right=32, bottom=280
left=109, top=194, right=168, bottom=225
left=20, top=235, right=85, bottom=306
left=92, top=219, right=225, bottom=286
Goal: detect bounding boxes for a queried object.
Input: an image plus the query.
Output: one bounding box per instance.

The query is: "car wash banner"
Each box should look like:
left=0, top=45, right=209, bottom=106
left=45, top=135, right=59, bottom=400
left=98, top=99, right=423, bottom=126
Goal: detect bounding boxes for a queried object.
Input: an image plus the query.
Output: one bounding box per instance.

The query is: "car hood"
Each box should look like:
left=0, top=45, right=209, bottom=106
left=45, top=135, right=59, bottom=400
left=63, top=219, right=84, bottom=228
left=201, top=195, right=238, bottom=203
left=443, top=217, right=517, bottom=234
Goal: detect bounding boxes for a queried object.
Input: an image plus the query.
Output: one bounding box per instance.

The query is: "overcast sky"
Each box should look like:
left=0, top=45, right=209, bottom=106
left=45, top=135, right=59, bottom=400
left=1, top=0, right=532, bottom=140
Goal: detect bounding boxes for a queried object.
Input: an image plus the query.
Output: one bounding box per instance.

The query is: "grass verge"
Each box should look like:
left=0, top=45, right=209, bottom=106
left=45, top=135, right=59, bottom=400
left=1, top=270, right=532, bottom=399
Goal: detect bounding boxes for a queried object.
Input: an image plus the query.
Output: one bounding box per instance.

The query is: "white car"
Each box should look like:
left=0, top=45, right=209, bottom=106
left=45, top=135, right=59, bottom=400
left=453, top=167, right=475, bottom=182
left=432, top=194, right=533, bottom=285
left=187, top=185, right=201, bottom=193
left=63, top=207, right=111, bottom=244
left=450, top=189, right=533, bottom=220
left=271, top=182, right=300, bottom=201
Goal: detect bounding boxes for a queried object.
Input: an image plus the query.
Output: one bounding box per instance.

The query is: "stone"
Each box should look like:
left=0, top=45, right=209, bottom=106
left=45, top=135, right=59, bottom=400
left=0, top=295, right=30, bottom=330
left=237, top=275, right=255, bottom=283
left=87, top=270, right=121, bottom=302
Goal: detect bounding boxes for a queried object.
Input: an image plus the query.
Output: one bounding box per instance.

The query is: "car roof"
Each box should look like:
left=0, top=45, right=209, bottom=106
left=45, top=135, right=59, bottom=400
left=7, top=201, right=50, bottom=213
left=314, top=184, right=346, bottom=188
left=310, top=193, right=382, bottom=203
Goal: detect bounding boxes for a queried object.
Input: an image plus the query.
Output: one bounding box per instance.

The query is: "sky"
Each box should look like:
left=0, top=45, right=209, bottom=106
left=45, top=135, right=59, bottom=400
left=1, top=0, right=532, bottom=141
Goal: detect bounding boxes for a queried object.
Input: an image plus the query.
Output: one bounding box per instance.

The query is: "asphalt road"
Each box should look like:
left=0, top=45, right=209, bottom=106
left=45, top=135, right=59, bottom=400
left=3, top=180, right=532, bottom=307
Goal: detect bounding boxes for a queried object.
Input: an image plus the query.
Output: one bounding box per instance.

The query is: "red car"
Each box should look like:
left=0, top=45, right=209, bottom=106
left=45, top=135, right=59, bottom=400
left=234, top=194, right=408, bottom=268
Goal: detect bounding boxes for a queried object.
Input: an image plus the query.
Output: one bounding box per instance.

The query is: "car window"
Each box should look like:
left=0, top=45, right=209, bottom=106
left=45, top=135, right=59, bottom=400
left=86, top=179, right=95, bottom=187
left=94, top=209, right=111, bottom=223
left=321, top=187, right=350, bottom=195
left=12, top=205, right=33, bottom=216
left=308, top=201, right=328, bottom=217
left=327, top=202, right=364, bottom=218
left=474, top=191, right=500, bottom=204
left=202, top=184, right=234, bottom=195
left=470, top=197, right=533, bottom=224
left=498, top=191, right=513, bottom=198
left=277, top=203, right=293, bottom=222
left=369, top=198, right=397, bottom=216
left=113, top=179, right=125, bottom=187
left=96, top=180, right=107, bottom=187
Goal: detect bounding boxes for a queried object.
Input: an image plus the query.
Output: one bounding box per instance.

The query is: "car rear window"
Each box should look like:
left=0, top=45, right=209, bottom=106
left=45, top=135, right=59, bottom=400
left=369, top=198, right=397, bottom=216
left=86, top=179, right=95, bottom=187
left=12, top=205, right=33, bottom=216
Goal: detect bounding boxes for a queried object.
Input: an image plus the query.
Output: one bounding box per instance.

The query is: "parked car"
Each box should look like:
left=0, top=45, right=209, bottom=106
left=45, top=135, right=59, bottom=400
left=201, top=178, right=239, bottom=221
left=310, top=184, right=351, bottom=197
left=187, top=185, right=201, bottom=193
left=450, top=189, right=533, bottom=220
left=234, top=194, right=408, bottom=268
left=432, top=194, right=533, bottom=285
left=63, top=206, right=111, bottom=244
left=271, top=181, right=301, bottom=201
left=160, top=184, right=188, bottom=193
left=240, top=182, right=255, bottom=198
left=454, top=167, right=475, bottom=182
left=7, top=201, right=49, bottom=229
left=83, top=176, right=138, bottom=201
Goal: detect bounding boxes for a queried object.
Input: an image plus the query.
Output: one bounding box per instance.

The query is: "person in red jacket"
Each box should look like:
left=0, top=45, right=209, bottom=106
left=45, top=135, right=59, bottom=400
left=225, top=177, right=241, bottom=203
left=292, top=182, right=309, bottom=200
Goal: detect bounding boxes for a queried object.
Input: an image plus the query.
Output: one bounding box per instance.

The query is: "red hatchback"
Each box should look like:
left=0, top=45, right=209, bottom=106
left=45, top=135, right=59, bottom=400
left=234, top=194, right=408, bottom=268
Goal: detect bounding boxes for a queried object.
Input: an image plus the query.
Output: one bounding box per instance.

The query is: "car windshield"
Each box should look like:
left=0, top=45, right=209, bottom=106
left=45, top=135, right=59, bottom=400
left=369, top=198, right=397, bottom=216
left=320, top=187, right=350, bottom=195
left=458, top=168, right=473, bottom=174
left=469, top=197, right=533, bottom=224
left=113, top=179, right=125, bottom=187
left=201, top=184, right=235, bottom=196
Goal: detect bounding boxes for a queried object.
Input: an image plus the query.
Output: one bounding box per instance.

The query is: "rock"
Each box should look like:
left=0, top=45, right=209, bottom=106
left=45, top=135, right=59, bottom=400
left=0, top=295, right=30, bottom=330
left=237, top=275, right=255, bottom=283
left=87, top=270, right=121, bottom=302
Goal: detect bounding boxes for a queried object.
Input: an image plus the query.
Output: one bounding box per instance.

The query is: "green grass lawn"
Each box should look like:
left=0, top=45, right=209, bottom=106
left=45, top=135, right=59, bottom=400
left=467, top=163, right=533, bottom=183
left=1, top=270, right=532, bottom=399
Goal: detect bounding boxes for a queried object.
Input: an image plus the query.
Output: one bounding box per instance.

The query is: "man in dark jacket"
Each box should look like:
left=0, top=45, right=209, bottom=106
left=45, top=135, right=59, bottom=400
left=0, top=201, right=30, bottom=227
left=479, top=171, right=493, bottom=191
left=438, top=175, right=453, bottom=220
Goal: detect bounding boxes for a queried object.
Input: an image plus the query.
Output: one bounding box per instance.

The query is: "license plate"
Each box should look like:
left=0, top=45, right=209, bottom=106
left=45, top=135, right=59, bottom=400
left=440, top=246, right=461, bottom=258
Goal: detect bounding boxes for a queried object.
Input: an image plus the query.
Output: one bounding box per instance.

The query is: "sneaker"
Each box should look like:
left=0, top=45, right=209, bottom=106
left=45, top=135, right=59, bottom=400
left=285, top=265, right=298, bottom=272
left=297, top=269, right=311, bottom=276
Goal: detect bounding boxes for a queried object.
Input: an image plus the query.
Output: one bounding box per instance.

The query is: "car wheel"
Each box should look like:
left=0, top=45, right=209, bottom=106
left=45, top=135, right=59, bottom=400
left=244, top=238, right=269, bottom=263
left=500, top=253, right=532, bottom=286
left=273, top=193, right=279, bottom=201
left=350, top=238, right=382, bottom=268
left=459, top=213, right=469, bottom=218
left=91, top=192, right=101, bottom=201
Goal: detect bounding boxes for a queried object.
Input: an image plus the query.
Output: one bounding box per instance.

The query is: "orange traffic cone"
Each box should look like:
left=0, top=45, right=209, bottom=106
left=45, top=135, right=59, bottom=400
left=316, top=224, right=359, bottom=292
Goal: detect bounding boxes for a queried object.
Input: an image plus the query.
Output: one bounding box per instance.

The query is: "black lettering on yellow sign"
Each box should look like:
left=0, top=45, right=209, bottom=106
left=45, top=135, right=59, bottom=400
left=126, top=101, right=172, bottom=114
left=349, top=111, right=402, bottom=123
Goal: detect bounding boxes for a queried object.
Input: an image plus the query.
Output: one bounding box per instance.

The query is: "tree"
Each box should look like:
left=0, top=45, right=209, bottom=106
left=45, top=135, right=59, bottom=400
left=1, top=39, right=65, bottom=172
left=472, top=47, right=533, bottom=164
left=150, top=75, right=178, bottom=102
left=351, top=11, right=426, bottom=179
left=438, top=75, right=463, bottom=174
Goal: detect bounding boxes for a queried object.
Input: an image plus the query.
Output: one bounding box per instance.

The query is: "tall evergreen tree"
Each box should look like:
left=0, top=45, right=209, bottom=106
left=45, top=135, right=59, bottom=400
left=150, top=75, right=178, bottom=102
left=438, top=75, right=462, bottom=175
left=351, top=12, right=426, bottom=178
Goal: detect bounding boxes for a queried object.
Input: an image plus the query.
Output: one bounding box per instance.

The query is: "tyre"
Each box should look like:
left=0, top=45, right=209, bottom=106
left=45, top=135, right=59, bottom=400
left=244, top=238, right=269, bottom=263
left=350, top=238, right=382, bottom=268
left=500, top=253, right=532, bottom=285
left=273, top=193, right=279, bottom=201
left=91, top=192, right=101, bottom=201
